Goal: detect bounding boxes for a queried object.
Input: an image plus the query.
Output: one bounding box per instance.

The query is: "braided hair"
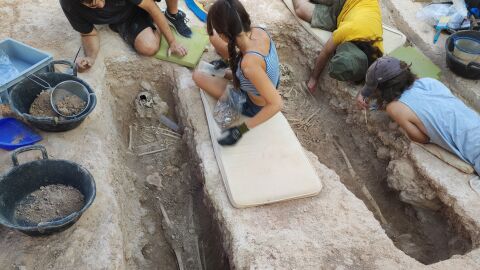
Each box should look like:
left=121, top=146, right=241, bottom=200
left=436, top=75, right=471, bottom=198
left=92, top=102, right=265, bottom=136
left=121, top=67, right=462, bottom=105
left=206, top=0, right=251, bottom=88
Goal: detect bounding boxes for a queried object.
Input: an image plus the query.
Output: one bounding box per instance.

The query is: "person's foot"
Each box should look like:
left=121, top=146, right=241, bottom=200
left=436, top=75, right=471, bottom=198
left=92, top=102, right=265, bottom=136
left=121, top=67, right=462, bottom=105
left=165, top=10, right=192, bottom=38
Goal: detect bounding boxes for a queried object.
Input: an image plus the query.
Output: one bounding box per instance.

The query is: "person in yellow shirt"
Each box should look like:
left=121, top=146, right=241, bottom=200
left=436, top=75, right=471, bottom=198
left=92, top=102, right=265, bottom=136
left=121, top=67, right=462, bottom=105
left=292, top=0, right=383, bottom=93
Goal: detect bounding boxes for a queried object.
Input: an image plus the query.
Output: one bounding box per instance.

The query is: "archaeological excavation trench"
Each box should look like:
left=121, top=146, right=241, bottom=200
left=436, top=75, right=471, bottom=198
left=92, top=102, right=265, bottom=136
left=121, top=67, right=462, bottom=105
left=98, top=32, right=474, bottom=268
left=0, top=47, right=474, bottom=269
left=104, top=59, right=230, bottom=270
left=273, top=32, right=472, bottom=264
left=1, top=0, right=479, bottom=268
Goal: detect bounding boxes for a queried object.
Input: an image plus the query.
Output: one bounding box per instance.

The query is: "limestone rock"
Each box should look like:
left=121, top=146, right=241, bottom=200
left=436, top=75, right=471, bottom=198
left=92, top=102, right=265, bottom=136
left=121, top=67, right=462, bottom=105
left=377, top=147, right=390, bottom=160
left=387, top=159, right=441, bottom=210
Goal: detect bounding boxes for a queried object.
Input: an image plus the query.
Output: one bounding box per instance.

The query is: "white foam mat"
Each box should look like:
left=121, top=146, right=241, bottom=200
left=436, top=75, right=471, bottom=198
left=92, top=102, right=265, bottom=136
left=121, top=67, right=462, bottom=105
left=200, top=90, right=323, bottom=208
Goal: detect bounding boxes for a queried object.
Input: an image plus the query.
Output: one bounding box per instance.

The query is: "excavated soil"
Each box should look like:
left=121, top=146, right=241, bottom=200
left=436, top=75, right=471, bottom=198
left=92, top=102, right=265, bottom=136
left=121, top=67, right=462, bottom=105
left=29, top=90, right=59, bottom=117
left=54, top=89, right=87, bottom=116
left=14, top=184, right=84, bottom=224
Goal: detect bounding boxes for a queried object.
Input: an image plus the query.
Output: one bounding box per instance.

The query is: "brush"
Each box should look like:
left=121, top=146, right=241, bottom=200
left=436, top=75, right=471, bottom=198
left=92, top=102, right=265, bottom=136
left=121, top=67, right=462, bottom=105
left=434, top=16, right=450, bottom=44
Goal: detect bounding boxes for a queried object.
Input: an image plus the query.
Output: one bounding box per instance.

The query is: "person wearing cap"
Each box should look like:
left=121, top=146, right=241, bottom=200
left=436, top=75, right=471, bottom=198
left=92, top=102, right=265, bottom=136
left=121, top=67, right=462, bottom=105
left=292, top=0, right=383, bottom=92
left=358, top=56, right=480, bottom=175
left=60, top=0, right=191, bottom=72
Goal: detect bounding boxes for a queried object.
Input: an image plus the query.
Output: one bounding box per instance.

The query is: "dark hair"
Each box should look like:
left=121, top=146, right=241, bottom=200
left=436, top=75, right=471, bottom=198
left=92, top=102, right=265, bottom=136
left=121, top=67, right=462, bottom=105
left=207, top=0, right=251, bottom=88
left=374, top=61, right=417, bottom=107
left=351, top=38, right=384, bottom=67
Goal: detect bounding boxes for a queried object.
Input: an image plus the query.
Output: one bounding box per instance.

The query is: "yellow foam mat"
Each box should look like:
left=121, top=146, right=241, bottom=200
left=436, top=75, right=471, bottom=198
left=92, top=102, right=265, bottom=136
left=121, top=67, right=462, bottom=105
left=154, top=26, right=209, bottom=68
left=200, top=90, right=323, bottom=208
left=282, top=0, right=406, bottom=54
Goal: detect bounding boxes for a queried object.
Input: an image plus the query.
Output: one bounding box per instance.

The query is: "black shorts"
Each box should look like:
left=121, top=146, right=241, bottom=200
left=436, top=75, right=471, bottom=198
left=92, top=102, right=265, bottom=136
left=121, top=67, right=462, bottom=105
left=109, top=7, right=156, bottom=48
left=240, top=78, right=281, bottom=117
left=241, top=92, right=262, bottom=117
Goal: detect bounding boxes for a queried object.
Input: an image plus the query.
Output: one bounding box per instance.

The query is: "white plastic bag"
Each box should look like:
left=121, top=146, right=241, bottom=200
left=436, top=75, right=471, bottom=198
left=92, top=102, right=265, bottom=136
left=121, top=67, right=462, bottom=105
left=213, top=86, right=246, bottom=129
left=453, top=0, right=468, bottom=17
left=416, top=3, right=466, bottom=30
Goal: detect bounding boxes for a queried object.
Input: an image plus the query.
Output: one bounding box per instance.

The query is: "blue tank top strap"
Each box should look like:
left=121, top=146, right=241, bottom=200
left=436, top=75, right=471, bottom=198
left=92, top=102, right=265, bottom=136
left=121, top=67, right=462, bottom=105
left=244, top=50, right=267, bottom=58
left=252, top=26, right=271, bottom=38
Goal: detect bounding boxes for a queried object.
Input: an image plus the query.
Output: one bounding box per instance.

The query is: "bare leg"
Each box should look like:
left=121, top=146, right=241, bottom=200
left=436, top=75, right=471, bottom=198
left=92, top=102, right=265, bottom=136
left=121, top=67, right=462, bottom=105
left=134, top=27, right=161, bottom=56
left=166, top=0, right=179, bottom=14
left=292, top=0, right=315, bottom=23
left=192, top=70, right=229, bottom=99
left=209, top=32, right=229, bottom=60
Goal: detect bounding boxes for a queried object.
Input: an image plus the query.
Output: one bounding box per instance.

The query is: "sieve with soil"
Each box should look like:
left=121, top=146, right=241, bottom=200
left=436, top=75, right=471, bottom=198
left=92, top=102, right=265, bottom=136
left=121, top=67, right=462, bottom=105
left=29, top=89, right=86, bottom=118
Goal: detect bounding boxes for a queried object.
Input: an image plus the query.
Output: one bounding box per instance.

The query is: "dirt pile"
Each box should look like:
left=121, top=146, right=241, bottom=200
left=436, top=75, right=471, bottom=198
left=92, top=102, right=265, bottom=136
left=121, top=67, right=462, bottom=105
left=14, top=184, right=85, bottom=224
left=29, top=90, right=59, bottom=117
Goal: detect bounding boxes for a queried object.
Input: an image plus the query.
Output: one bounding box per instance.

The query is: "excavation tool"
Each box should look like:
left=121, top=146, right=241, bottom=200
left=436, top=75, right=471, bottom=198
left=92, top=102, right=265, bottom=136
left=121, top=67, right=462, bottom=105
left=0, top=38, right=97, bottom=132
left=7, top=68, right=96, bottom=132
left=434, top=16, right=450, bottom=44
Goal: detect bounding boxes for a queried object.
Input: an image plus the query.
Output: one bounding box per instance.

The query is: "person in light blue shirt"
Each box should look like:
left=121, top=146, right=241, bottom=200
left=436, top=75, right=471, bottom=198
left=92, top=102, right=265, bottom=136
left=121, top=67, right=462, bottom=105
left=357, top=57, right=480, bottom=175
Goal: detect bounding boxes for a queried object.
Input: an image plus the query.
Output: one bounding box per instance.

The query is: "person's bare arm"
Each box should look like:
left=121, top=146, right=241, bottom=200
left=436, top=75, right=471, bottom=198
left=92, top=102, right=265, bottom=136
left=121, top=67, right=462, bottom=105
left=138, top=0, right=187, bottom=56
left=308, top=37, right=337, bottom=92
left=242, top=56, right=283, bottom=129
left=387, top=101, right=429, bottom=143
left=76, top=28, right=100, bottom=72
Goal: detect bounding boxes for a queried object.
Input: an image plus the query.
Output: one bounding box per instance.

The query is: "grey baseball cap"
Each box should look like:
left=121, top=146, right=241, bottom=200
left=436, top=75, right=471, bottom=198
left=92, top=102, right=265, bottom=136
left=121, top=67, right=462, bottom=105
left=361, top=56, right=404, bottom=97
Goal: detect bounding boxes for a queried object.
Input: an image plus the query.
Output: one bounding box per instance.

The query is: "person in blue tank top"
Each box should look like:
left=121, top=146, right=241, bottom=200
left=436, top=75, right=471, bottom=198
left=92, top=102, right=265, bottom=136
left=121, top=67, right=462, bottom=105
left=192, top=0, right=282, bottom=146
left=357, top=57, right=480, bottom=175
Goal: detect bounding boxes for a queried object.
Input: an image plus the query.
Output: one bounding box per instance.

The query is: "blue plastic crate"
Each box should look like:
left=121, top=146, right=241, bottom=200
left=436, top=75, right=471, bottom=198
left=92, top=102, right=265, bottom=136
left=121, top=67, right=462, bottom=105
left=0, top=38, right=52, bottom=99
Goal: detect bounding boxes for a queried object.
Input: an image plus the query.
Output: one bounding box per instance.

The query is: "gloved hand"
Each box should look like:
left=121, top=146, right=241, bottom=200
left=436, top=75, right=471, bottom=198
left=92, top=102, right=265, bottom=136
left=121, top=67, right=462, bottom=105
left=218, top=123, right=249, bottom=146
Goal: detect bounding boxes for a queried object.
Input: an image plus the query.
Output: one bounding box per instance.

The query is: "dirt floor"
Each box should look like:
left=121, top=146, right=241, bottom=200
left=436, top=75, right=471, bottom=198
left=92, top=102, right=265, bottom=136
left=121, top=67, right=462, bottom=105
left=29, top=90, right=59, bottom=118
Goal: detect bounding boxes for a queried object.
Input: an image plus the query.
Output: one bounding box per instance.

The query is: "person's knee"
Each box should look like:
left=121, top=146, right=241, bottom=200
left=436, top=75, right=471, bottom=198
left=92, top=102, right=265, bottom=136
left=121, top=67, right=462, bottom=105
left=295, top=6, right=308, bottom=20
left=136, top=41, right=159, bottom=56
left=134, top=29, right=160, bottom=56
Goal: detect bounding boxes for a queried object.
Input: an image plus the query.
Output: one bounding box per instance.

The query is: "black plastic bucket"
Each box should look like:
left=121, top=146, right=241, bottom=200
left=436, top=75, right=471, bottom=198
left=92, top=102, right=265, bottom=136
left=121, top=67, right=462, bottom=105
left=0, top=145, right=96, bottom=236
left=4, top=60, right=97, bottom=132
left=446, top=30, right=480, bottom=79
